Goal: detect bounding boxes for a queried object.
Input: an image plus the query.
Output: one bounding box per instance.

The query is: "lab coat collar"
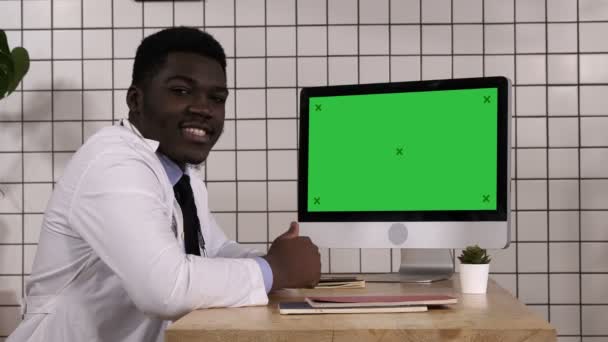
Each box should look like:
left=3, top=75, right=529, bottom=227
left=119, top=119, right=185, bottom=186
left=119, top=118, right=160, bottom=152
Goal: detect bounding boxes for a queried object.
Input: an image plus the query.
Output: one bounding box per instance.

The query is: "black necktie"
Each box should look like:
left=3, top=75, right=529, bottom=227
left=173, top=175, right=203, bottom=256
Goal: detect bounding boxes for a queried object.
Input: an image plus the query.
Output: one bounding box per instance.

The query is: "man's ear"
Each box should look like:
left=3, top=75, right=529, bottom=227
left=127, top=85, right=143, bottom=119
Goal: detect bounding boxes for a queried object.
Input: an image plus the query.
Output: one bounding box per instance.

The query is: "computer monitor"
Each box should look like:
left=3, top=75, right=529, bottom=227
left=298, top=76, right=511, bottom=282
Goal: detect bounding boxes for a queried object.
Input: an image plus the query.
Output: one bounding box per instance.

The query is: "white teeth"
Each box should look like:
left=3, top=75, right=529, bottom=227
left=184, top=127, right=207, bottom=137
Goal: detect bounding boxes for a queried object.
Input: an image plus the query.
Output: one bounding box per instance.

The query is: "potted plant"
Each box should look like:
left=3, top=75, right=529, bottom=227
left=0, top=29, right=29, bottom=100
left=0, top=29, right=29, bottom=198
left=458, top=245, right=491, bottom=294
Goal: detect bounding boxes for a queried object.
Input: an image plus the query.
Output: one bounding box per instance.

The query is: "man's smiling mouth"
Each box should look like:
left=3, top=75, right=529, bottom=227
left=181, top=127, right=211, bottom=143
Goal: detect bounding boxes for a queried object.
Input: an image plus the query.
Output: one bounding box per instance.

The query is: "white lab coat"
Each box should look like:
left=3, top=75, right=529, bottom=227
left=7, top=121, right=268, bottom=342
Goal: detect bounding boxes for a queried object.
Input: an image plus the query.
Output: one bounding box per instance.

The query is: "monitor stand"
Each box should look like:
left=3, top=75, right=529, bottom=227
left=359, top=249, right=455, bottom=283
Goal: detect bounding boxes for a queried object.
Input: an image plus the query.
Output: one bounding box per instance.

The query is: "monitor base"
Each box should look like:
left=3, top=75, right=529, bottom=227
left=332, top=249, right=455, bottom=283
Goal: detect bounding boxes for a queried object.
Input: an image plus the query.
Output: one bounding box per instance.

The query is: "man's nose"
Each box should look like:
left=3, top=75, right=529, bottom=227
left=188, top=95, right=212, bottom=117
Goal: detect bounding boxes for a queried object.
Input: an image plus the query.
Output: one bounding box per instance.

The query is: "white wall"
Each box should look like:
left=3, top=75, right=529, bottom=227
left=0, top=0, right=607, bottom=340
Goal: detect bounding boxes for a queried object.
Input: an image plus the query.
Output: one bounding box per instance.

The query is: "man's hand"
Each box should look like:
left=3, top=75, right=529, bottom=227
left=263, top=222, right=321, bottom=291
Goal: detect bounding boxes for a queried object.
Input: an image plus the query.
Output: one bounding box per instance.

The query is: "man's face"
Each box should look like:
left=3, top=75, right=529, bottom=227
left=128, top=52, right=228, bottom=166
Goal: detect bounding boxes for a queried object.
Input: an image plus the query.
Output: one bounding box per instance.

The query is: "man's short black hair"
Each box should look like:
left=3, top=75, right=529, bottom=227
left=131, top=26, right=227, bottom=87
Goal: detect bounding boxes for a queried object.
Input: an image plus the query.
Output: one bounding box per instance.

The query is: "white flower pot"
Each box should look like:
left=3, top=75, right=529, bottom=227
left=459, top=263, right=490, bottom=294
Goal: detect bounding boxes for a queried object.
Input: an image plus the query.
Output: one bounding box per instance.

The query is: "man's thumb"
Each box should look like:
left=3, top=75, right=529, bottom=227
left=277, top=221, right=299, bottom=240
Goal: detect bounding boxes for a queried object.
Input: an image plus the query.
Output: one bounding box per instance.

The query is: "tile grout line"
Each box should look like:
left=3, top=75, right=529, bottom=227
left=543, top=0, right=551, bottom=323
left=233, top=0, right=239, bottom=243
left=265, top=0, right=270, bottom=252
left=20, top=0, right=25, bottom=309
left=576, top=0, right=583, bottom=338
left=512, top=0, right=520, bottom=300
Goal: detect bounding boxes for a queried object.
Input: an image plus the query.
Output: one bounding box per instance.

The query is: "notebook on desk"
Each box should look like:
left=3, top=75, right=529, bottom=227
left=305, top=294, right=458, bottom=308
left=278, top=301, right=428, bottom=315
left=279, top=294, right=457, bottom=315
left=314, top=276, right=366, bottom=289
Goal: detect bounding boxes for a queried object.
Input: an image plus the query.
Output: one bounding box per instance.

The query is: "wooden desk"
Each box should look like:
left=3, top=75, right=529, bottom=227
left=166, top=276, right=556, bottom=342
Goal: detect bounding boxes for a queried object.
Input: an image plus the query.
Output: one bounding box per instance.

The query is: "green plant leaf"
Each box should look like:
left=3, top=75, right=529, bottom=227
left=0, top=50, right=15, bottom=98
left=0, top=30, right=9, bottom=54
left=0, top=50, right=14, bottom=75
left=0, top=76, right=7, bottom=100
left=458, top=245, right=491, bottom=264
left=6, top=47, right=29, bottom=95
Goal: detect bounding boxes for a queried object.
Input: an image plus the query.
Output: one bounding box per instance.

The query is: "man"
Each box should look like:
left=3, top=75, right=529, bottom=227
left=8, top=27, right=321, bottom=342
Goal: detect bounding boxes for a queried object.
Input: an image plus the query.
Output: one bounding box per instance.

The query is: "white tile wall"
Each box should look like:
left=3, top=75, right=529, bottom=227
left=0, top=0, right=607, bottom=340
left=518, top=211, right=547, bottom=241
left=552, top=305, right=581, bottom=336
left=551, top=274, right=580, bottom=304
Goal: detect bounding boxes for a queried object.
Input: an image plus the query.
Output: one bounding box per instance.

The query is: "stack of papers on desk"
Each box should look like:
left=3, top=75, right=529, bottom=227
left=306, top=294, right=458, bottom=308
left=314, top=277, right=366, bottom=289
left=279, top=302, right=427, bottom=314
left=279, top=294, right=457, bottom=315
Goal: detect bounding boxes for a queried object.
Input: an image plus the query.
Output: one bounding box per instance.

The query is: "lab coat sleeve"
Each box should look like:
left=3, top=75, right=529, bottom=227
left=68, top=152, right=268, bottom=320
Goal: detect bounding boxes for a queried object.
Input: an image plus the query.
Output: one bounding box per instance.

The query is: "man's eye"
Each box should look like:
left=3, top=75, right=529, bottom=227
left=211, top=95, right=227, bottom=104
left=170, top=87, right=191, bottom=95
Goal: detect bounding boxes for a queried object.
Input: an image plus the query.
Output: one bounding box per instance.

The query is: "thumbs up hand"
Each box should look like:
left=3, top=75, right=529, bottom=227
left=262, top=222, right=321, bottom=291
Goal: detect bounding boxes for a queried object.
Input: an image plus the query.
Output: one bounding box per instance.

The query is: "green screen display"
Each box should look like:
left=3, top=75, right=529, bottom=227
left=307, top=88, right=498, bottom=212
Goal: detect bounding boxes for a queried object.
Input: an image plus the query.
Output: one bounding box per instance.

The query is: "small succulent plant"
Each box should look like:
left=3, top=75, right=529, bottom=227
left=458, top=245, right=491, bottom=264
left=0, top=29, right=30, bottom=100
